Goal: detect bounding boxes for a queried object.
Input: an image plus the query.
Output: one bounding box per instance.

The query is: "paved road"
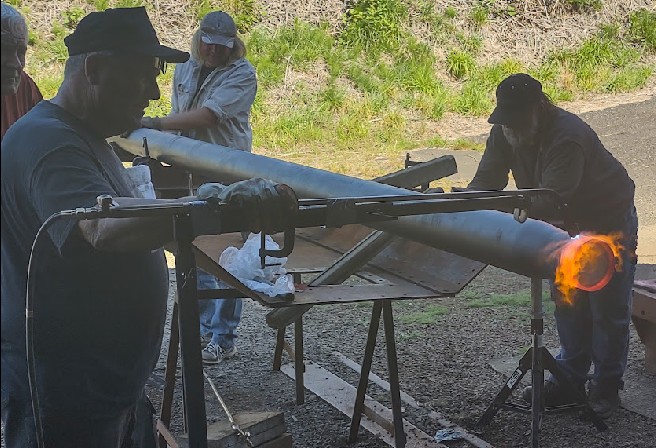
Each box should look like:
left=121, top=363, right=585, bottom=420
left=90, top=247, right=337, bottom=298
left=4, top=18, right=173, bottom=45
left=412, top=96, right=656, bottom=265
left=581, top=97, right=656, bottom=264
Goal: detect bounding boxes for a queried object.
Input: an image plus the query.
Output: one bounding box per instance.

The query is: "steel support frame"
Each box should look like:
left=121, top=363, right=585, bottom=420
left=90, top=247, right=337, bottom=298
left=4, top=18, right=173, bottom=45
left=476, top=277, right=607, bottom=447
left=349, top=300, right=406, bottom=448
left=171, top=213, right=208, bottom=448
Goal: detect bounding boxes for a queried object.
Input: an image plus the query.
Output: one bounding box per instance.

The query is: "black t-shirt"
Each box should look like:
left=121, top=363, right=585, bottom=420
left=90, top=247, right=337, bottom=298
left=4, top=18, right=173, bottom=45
left=1, top=101, right=169, bottom=417
left=468, top=107, right=635, bottom=232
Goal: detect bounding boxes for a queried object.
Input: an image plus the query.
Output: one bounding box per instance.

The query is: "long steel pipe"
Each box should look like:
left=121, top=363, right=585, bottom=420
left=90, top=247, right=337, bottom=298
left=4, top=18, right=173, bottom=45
left=114, top=130, right=575, bottom=279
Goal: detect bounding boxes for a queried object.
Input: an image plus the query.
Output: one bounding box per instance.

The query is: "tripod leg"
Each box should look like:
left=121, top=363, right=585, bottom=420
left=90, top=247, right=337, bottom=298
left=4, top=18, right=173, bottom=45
left=531, top=337, right=544, bottom=448
left=542, top=349, right=608, bottom=431
left=477, top=348, right=532, bottom=428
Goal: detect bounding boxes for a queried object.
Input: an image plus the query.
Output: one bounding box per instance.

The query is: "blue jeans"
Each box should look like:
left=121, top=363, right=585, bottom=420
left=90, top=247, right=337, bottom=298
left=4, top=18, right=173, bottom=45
left=551, top=207, right=638, bottom=389
left=197, top=270, right=242, bottom=350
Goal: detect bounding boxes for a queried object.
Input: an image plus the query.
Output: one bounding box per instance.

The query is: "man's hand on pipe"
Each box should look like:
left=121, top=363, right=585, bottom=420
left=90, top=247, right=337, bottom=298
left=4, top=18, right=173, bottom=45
left=140, top=116, right=163, bottom=130
left=198, top=179, right=298, bottom=234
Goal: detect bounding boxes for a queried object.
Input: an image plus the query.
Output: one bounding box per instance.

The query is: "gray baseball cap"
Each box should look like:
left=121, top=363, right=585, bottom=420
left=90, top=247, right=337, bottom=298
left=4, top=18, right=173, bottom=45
left=200, top=11, right=237, bottom=48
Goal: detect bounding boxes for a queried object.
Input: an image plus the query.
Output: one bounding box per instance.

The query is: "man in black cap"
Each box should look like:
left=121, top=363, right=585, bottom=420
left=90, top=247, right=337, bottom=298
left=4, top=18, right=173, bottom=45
left=1, top=7, right=295, bottom=447
left=467, top=73, right=637, bottom=419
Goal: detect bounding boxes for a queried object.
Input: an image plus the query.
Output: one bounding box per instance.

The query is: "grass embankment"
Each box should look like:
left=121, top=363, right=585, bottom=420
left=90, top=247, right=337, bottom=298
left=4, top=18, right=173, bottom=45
left=13, top=0, right=656, bottom=179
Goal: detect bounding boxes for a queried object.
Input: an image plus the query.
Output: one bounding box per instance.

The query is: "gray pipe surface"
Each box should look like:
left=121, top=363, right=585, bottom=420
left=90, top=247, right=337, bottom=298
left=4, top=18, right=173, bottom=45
left=113, top=130, right=570, bottom=279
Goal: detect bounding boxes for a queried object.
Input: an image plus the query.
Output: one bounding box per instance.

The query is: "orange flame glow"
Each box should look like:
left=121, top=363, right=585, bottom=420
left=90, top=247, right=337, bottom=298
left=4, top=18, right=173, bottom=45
left=554, top=232, right=624, bottom=305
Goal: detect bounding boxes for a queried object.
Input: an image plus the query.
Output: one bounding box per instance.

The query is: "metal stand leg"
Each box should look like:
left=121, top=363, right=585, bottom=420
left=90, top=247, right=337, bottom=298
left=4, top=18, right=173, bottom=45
left=477, top=277, right=607, bottom=448
left=349, top=301, right=406, bottom=448
left=530, top=276, right=545, bottom=447
left=349, top=301, right=383, bottom=443
left=382, top=300, right=406, bottom=448
left=272, top=327, right=285, bottom=371
left=173, top=214, right=207, bottom=448
left=294, top=317, right=305, bottom=405
left=159, top=302, right=180, bottom=448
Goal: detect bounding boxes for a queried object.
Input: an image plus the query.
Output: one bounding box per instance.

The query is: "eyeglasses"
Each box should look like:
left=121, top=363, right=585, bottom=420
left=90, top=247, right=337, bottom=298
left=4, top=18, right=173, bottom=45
left=101, top=52, right=168, bottom=75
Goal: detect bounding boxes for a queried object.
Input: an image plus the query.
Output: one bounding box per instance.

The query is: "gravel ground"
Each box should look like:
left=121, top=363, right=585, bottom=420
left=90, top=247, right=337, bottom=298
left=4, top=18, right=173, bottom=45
left=150, top=266, right=656, bottom=448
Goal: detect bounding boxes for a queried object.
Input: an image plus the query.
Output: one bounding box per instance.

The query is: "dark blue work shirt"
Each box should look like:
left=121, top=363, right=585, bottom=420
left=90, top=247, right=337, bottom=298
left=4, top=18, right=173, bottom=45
left=468, top=107, right=635, bottom=232
left=1, top=101, right=169, bottom=418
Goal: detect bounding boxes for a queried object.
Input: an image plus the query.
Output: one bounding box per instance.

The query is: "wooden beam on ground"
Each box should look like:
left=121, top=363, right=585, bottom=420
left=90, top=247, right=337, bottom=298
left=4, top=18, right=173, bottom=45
left=633, top=279, right=656, bottom=373
left=178, top=412, right=290, bottom=448
left=280, top=362, right=447, bottom=448
left=332, top=351, right=494, bottom=448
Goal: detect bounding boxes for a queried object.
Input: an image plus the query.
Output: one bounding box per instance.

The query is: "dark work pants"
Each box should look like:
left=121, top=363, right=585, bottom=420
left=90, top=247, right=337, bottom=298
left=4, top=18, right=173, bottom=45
left=1, top=344, right=156, bottom=448
left=1, top=344, right=37, bottom=448
left=551, top=207, right=639, bottom=389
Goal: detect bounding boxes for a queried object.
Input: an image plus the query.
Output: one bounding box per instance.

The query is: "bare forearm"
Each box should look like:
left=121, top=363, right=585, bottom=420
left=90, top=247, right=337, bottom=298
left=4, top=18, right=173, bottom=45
left=160, top=107, right=217, bottom=131
left=78, top=196, right=196, bottom=252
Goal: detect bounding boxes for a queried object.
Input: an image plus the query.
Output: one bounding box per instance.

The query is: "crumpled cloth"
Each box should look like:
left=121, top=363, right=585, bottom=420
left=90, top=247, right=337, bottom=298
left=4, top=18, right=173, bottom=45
left=123, top=165, right=156, bottom=199
left=219, top=233, right=294, bottom=297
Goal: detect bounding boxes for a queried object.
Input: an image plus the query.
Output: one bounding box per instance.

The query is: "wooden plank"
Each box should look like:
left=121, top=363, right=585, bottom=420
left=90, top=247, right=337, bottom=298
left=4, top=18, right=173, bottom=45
left=179, top=412, right=287, bottom=448
left=332, top=352, right=494, bottom=448
left=258, top=433, right=293, bottom=448
left=633, top=284, right=656, bottom=323
left=280, top=362, right=446, bottom=448
left=156, top=419, right=179, bottom=448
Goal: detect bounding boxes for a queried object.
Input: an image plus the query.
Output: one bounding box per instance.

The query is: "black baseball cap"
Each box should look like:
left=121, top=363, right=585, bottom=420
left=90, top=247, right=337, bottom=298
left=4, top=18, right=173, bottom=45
left=64, top=7, right=189, bottom=64
left=200, top=11, right=237, bottom=48
left=488, top=73, right=543, bottom=125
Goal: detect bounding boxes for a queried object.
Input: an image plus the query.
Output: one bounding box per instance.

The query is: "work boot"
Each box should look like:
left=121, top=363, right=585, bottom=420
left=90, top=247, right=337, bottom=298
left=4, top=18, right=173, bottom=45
left=521, top=381, right=585, bottom=407
left=587, top=382, right=621, bottom=419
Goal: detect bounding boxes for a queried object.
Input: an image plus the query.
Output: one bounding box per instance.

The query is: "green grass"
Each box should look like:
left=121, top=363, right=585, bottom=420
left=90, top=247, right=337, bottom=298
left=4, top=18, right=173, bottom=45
left=396, top=330, right=422, bottom=341
left=547, top=27, right=652, bottom=93
left=469, top=5, right=489, bottom=29
left=629, top=9, right=656, bottom=52
left=23, top=7, right=654, bottom=180
left=446, top=50, right=476, bottom=79
left=464, top=288, right=555, bottom=313
left=398, top=304, right=449, bottom=325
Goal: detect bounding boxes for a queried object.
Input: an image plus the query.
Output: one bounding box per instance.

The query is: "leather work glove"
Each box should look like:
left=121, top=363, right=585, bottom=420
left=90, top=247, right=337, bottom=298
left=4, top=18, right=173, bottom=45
left=198, top=178, right=298, bottom=234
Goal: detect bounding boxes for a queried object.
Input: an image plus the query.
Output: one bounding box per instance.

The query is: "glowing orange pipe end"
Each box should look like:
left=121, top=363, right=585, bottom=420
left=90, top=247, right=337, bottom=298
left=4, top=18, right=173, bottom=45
left=555, top=235, right=617, bottom=303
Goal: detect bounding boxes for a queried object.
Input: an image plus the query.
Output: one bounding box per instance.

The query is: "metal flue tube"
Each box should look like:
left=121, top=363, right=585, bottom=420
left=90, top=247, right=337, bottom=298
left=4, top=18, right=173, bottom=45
left=113, top=130, right=577, bottom=279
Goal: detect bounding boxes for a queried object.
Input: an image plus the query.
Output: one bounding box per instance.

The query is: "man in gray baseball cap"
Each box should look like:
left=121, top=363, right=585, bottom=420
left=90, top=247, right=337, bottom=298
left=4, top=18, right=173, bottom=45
left=140, top=9, right=258, bottom=366
left=200, top=11, right=238, bottom=48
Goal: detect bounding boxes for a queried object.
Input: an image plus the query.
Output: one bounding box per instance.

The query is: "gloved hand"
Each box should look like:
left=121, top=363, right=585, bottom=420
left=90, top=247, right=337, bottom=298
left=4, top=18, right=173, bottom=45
left=198, top=178, right=298, bottom=234
left=197, top=182, right=228, bottom=199
left=141, top=117, right=162, bottom=130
